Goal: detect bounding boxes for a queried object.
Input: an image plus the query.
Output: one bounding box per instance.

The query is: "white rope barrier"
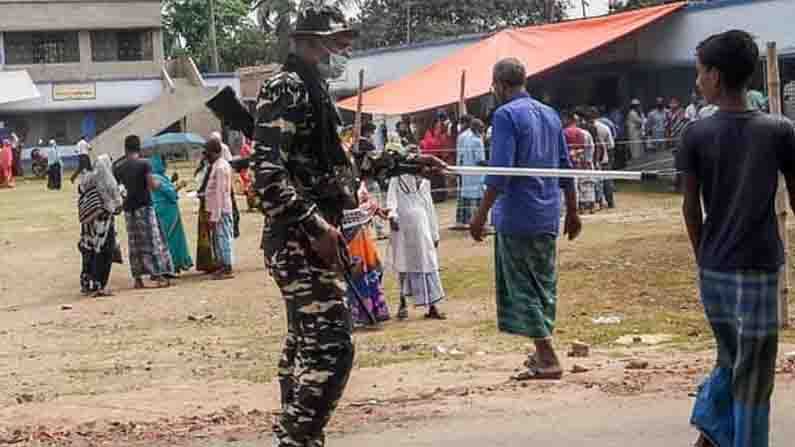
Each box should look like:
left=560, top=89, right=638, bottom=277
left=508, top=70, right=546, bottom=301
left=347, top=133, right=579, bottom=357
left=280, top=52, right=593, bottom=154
left=447, top=166, right=675, bottom=181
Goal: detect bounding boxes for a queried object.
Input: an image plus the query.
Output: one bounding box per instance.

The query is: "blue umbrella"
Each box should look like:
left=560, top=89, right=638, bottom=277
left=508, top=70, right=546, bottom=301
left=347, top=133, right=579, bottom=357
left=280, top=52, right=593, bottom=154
left=142, top=133, right=206, bottom=149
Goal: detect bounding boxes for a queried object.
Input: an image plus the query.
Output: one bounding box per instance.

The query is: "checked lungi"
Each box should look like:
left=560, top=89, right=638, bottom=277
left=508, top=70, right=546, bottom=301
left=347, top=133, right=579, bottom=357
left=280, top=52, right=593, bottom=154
left=692, top=269, right=779, bottom=447
left=125, top=206, right=174, bottom=279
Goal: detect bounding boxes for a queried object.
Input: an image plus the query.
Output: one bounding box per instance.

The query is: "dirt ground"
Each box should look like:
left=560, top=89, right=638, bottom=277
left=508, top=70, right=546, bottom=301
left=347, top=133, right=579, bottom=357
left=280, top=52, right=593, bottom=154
left=1, top=173, right=795, bottom=445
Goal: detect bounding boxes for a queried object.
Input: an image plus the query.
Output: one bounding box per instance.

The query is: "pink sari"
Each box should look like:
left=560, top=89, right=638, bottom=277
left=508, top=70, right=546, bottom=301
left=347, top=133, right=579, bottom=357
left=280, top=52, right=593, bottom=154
left=0, top=143, right=15, bottom=188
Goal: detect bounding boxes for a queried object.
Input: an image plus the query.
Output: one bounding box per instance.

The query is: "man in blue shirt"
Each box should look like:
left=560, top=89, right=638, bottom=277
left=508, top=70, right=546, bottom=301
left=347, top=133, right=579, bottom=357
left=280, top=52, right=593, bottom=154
left=455, top=116, right=487, bottom=229
left=470, top=58, right=581, bottom=381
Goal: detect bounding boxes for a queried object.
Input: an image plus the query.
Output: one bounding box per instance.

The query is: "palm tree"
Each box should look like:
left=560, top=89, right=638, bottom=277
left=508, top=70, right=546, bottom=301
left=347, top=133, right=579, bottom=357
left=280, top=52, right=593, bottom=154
left=254, top=0, right=359, bottom=61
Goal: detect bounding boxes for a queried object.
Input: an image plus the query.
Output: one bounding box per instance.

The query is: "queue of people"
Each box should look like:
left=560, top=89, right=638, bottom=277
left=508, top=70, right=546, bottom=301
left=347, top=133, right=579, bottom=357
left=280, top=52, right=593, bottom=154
left=72, top=131, right=240, bottom=296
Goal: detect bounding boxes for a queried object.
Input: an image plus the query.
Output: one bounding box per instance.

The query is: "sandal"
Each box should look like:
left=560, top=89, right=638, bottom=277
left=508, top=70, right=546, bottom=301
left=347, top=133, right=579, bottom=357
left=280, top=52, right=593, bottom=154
left=93, top=289, right=114, bottom=298
left=511, top=367, right=563, bottom=381
left=523, top=354, right=541, bottom=369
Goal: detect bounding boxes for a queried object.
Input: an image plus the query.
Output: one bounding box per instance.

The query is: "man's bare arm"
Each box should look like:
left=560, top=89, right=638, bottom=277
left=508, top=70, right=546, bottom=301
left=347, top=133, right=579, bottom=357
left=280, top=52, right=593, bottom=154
left=681, top=173, right=703, bottom=261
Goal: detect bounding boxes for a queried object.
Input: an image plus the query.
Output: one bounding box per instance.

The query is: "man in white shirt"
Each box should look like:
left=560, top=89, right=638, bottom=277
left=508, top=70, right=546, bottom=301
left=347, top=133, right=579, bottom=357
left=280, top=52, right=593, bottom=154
left=590, top=108, right=616, bottom=209
left=77, top=136, right=91, bottom=155
left=685, top=92, right=700, bottom=122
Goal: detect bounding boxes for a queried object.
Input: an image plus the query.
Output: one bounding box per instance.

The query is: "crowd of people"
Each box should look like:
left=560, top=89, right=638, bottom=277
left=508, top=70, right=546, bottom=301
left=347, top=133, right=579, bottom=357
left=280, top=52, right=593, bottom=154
left=2, top=7, right=789, bottom=446
left=74, top=132, right=240, bottom=297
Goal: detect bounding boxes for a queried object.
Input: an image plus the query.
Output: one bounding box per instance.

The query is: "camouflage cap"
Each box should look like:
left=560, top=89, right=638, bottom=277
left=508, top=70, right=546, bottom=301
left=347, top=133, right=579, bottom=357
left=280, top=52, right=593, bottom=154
left=291, top=5, right=359, bottom=38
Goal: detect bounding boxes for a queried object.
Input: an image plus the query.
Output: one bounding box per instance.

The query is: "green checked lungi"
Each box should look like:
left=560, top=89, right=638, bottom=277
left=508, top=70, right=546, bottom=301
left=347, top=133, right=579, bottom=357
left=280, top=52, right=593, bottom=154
left=494, top=232, right=558, bottom=339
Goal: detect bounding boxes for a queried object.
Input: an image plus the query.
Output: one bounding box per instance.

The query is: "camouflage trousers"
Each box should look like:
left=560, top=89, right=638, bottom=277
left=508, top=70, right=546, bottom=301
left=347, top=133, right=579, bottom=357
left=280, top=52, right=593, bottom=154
left=265, top=227, right=355, bottom=447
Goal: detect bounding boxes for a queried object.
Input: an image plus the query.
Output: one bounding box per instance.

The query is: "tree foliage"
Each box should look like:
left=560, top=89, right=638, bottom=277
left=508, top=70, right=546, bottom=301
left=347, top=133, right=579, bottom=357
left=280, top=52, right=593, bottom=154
left=352, top=0, right=571, bottom=51
left=255, top=0, right=359, bottom=60
left=163, top=0, right=275, bottom=72
left=608, top=0, right=676, bottom=14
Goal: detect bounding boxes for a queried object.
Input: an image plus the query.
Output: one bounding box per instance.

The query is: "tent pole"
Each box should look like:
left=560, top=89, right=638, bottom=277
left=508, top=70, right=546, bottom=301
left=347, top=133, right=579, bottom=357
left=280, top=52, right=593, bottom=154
left=767, top=41, right=790, bottom=329
left=352, top=69, right=365, bottom=154
left=459, top=70, right=467, bottom=117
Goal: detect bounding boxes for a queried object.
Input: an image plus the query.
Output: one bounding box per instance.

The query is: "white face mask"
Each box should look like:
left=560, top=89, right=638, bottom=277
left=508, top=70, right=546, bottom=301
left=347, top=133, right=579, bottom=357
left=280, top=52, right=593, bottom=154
left=318, top=45, right=349, bottom=79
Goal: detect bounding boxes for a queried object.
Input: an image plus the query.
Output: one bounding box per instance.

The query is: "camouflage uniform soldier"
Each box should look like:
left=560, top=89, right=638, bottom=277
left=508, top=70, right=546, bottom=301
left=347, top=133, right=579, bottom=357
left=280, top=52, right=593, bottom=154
left=252, top=7, right=446, bottom=447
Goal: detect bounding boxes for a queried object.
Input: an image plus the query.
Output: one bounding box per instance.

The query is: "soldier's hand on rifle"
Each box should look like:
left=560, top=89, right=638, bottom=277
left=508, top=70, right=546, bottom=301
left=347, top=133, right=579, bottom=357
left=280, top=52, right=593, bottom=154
left=415, top=154, right=448, bottom=178
left=312, top=225, right=343, bottom=269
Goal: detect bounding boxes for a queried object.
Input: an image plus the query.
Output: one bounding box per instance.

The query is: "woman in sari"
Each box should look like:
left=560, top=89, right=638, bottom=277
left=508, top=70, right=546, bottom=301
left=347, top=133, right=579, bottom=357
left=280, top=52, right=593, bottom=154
left=195, top=153, right=218, bottom=273
left=0, top=139, right=15, bottom=188
left=343, top=183, right=390, bottom=327
left=77, top=154, right=122, bottom=296
left=149, top=153, right=194, bottom=274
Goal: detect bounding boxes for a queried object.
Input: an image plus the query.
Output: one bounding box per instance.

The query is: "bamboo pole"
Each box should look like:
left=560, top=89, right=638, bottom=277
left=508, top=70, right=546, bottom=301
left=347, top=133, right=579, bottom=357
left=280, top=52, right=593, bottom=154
left=459, top=70, right=467, bottom=117
left=767, top=42, right=790, bottom=328
left=351, top=69, right=365, bottom=154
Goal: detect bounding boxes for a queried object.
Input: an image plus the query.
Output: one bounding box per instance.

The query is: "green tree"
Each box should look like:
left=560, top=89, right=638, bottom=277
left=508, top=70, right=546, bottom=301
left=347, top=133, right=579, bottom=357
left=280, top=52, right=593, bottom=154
left=352, top=0, right=571, bottom=51
left=255, top=0, right=359, bottom=61
left=163, top=0, right=276, bottom=72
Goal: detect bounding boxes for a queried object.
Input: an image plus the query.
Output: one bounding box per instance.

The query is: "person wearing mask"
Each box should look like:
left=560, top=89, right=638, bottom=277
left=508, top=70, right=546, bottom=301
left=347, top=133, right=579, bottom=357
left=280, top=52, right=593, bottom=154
left=250, top=7, right=446, bottom=446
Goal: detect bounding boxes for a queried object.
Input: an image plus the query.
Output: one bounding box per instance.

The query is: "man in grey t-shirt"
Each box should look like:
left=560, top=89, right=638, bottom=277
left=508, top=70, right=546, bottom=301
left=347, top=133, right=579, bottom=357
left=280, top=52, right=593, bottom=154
left=677, top=30, right=795, bottom=447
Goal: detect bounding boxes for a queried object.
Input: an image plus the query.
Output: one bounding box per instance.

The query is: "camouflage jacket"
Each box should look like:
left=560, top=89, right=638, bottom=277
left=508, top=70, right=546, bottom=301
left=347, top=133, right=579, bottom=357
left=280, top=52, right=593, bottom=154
left=252, top=58, right=417, bottom=243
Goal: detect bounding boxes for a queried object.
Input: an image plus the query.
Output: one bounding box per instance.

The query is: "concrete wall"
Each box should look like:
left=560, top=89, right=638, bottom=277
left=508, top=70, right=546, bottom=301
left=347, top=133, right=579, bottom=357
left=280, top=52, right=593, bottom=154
left=185, top=107, right=221, bottom=141
left=3, top=29, right=164, bottom=83
left=0, top=78, right=163, bottom=112
left=5, top=108, right=133, bottom=146
left=0, top=1, right=161, bottom=32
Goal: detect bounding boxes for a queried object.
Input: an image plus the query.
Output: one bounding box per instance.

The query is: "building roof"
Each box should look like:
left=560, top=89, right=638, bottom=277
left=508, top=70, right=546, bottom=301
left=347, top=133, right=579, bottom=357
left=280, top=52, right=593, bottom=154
left=338, top=2, right=685, bottom=115
left=0, top=71, right=40, bottom=106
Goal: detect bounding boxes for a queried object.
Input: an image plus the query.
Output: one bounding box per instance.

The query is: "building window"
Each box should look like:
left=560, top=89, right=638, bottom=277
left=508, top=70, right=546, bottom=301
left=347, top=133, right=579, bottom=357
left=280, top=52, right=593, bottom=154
left=4, top=32, right=80, bottom=65
left=91, top=30, right=153, bottom=62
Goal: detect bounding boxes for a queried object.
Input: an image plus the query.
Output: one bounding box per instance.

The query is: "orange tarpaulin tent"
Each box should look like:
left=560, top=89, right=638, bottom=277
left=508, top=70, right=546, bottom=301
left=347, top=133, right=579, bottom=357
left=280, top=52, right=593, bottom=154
left=338, top=3, right=685, bottom=115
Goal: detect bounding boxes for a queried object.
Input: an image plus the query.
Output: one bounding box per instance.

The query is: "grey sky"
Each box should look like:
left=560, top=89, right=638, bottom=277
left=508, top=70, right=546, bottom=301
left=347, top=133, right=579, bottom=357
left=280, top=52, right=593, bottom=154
left=343, top=0, right=612, bottom=20
left=567, top=0, right=611, bottom=18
